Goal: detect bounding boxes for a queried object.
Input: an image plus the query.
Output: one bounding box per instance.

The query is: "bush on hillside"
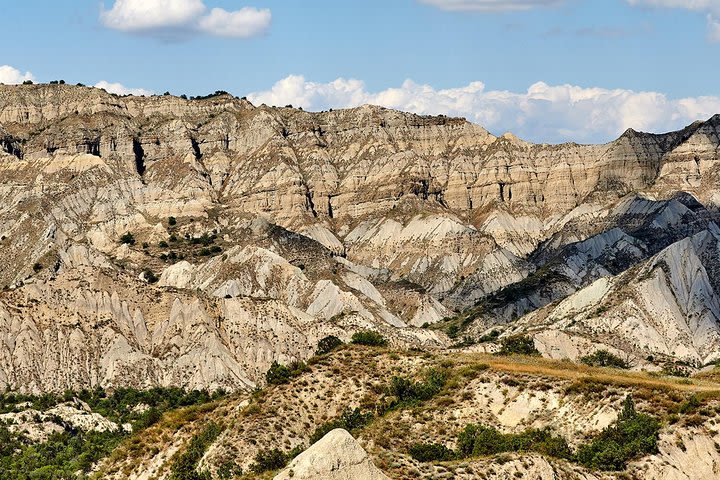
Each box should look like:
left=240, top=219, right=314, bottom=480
left=251, top=448, right=287, bottom=473
left=455, top=423, right=571, bottom=460
left=386, top=368, right=447, bottom=406
left=350, top=330, right=387, bottom=347
left=316, top=335, right=343, bottom=355
left=581, top=350, right=629, bottom=369
left=265, top=361, right=308, bottom=386
left=119, top=232, right=136, bottom=245
left=309, top=407, right=373, bottom=444
left=576, top=396, right=660, bottom=471
left=409, top=443, right=456, bottom=462
left=498, top=335, right=540, bottom=356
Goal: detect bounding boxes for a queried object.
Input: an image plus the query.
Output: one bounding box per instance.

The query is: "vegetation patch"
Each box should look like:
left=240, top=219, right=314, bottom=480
left=386, top=368, right=448, bottom=408
left=0, top=387, right=225, bottom=480
left=310, top=407, right=373, bottom=444
left=265, top=361, right=309, bottom=386
left=351, top=330, right=388, bottom=347
left=315, top=335, right=344, bottom=356
left=168, top=422, right=224, bottom=480
left=498, top=335, right=540, bottom=356
left=581, top=350, right=629, bottom=369
left=577, top=396, right=660, bottom=470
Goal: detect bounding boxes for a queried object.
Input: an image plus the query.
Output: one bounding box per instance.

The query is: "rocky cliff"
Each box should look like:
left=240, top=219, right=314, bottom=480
left=1, top=83, right=720, bottom=392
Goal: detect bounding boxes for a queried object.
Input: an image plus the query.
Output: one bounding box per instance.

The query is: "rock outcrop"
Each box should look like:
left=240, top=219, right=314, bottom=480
left=273, top=428, right=390, bottom=480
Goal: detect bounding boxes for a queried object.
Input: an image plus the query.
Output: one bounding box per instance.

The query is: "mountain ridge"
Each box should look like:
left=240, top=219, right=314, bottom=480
left=0, top=83, right=719, bottom=393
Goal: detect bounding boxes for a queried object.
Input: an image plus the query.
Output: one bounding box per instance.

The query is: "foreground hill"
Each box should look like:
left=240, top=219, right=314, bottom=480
left=91, top=344, right=720, bottom=480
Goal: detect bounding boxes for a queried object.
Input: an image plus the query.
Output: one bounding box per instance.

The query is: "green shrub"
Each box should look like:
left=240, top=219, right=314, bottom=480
left=309, top=407, right=373, bottom=444
left=159, top=241, right=169, bottom=248
left=120, top=232, right=136, bottom=245
left=479, top=330, right=500, bottom=343
left=677, top=394, right=701, bottom=414
left=455, top=424, right=571, bottom=460
left=498, top=335, right=539, bottom=356
left=217, top=460, right=242, bottom=479
left=576, top=396, right=660, bottom=471
left=265, top=361, right=307, bottom=386
left=386, top=368, right=447, bottom=406
left=265, top=362, right=292, bottom=385
left=316, top=335, right=343, bottom=355
left=581, top=350, right=628, bottom=369
left=169, top=422, right=223, bottom=480
left=351, top=330, right=387, bottom=347
left=251, top=448, right=287, bottom=473
left=661, top=363, right=690, bottom=377
left=409, top=443, right=455, bottom=462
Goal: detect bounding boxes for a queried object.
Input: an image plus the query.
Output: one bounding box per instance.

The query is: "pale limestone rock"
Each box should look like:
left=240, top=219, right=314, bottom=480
left=273, top=429, right=390, bottom=480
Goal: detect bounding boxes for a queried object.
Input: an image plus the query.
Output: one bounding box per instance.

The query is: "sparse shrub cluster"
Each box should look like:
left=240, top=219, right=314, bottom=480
left=498, top=335, right=540, bottom=356
left=409, top=442, right=456, bottom=462
left=386, top=368, right=447, bottom=407
left=581, top=350, right=629, bottom=369
left=265, top=361, right=308, bottom=386
left=168, top=422, right=223, bottom=480
left=661, top=363, right=691, bottom=377
left=410, top=396, right=659, bottom=472
left=315, top=335, right=343, bottom=355
left=478, top=330, right=500, bottom=343
left=251, top=445, right=304, bottom=473
left=309, top=407, right=373, bottom=445
left=350, top=330, right=387, bottom=347
left=458, top=424, right=572, bottom=459
left=576, top=396, right=660, bottom=470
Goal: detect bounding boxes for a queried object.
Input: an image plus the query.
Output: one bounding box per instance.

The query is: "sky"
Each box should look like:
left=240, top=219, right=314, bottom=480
left=1, top=0, right=719, bottom=143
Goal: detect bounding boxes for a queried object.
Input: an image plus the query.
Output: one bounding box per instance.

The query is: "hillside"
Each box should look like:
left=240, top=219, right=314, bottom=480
left=90, top=344, right=720, bottom=480
left=1, top=84, right=720, bottom=393
left=2, top=83, right=720, bottom=478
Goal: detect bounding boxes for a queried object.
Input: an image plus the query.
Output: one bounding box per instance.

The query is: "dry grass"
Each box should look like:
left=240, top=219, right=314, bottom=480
left=456, top=353, right=720, bottom=395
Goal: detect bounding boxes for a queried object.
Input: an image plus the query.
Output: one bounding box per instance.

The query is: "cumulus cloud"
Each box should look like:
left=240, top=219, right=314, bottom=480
left=100, top=0, right=271, bottom=39
left=418, top=0, right=564, bottom=11
left=0, top=65, right=35, bottom=84
left=197, top=7, right=272, bottom=37
left=248, top=75, right=720, bottom=144
left=626, top=0, right=720, bottom=41
left=94, top=80, right=153, bottom=96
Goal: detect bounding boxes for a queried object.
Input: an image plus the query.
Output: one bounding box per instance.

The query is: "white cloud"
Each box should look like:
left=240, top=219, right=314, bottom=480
left=626, top=0, right=720, bottom=41
left=248, top=75, right=720, bottom=144
left=100, top=0, right=270, bottom=39
left=197, top=7, right=271, bottom=37
left=94, top=80, right=153, bottom=96
left=418, top=0, right=564, bottom=11
left=0, top=65, right=35, bottom=84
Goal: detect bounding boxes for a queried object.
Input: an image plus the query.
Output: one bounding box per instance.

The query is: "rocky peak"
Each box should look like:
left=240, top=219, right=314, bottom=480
left=273, top=428, right=390, bottom=480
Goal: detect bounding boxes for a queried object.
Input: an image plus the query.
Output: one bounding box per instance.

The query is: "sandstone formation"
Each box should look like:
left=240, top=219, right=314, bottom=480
left=273, top=428, right=390, bottom=480
left=1, top=83, right=720, bottom=393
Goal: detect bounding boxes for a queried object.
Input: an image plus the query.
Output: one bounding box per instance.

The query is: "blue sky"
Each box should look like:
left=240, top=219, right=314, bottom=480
left=1, top=0, right=719, bottom=143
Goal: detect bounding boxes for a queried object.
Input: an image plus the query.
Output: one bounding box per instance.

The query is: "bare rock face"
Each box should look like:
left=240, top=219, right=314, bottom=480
left=516, top=223, right=720, bottom=366
left=273, top=429, right=390, bottom=480
left=1, top=83, right=720, bottom=391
